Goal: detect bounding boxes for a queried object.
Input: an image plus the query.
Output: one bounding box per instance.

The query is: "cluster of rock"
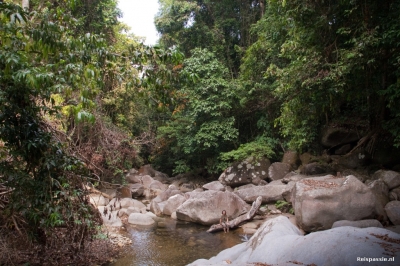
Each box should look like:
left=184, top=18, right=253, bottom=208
left=188, top=216, right=400, bottom=266
left=90, top=159, right=400, bottom=265
left=88, top=138, right=400, bottom=264
left=90, top=158, right=400, bottom=234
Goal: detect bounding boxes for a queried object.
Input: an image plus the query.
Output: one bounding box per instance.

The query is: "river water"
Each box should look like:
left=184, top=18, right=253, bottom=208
left=110, top=217, right=243, bottom=266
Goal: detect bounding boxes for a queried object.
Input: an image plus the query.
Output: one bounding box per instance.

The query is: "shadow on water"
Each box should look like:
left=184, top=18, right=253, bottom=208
left=109, top=217, right=243, bottom=266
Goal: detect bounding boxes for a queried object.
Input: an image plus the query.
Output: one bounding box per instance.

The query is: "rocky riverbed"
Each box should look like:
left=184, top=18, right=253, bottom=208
left=91, top=147, right=400, bottom=265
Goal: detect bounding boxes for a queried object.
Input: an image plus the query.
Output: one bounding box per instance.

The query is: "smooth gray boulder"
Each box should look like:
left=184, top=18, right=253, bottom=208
left=141, top=175, right=155, bottom=188
left=138, top=164, right=169, bottom=183
left=321, top=126, right=359, bottom=148
left=163, top=194, right=186, bottom=216
left=374, top=170, right=400, bottom=190
left=282, top=150, right=300, bottom=170
left=282, top=181, right=296, bottom=203
left=368, top=179, right=390, bottom=220
left=385, top=201, right=400, bottom=225
left=390, top=187, right=400, bottom=201
left=188, top=216, right=400, bottom=266
left=149, top=200, right=162, bottom=216
left=144, top=179, right=168, bottom=198
left=176, top=190, right=249, bottom=225
left=234, top=184, right=288, bottom=204
left=149, top=180, right=168, bottom=191
left=129, top=183, right=145, bottom=197
left=332, top=219, right=383, bottom=229
left=293, top=175, right=377, bottom=232
left=268, top=162, right=291, bottom=181
left=218, top=157, right=270, bottom=187
left=125, top=169, right=141, bottom=184
left=202, top=181, right=225, bottom=191
left=128, top=213, right=156, bottom=226
left=152, top=185, right=181, bottom=203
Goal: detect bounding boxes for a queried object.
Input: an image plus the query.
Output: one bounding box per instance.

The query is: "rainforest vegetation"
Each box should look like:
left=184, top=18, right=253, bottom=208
left=0, top=0, right=399, bottom=264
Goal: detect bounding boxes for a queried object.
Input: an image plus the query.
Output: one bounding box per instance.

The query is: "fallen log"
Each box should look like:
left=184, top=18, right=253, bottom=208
left=207, top=196, right=262, bottom=233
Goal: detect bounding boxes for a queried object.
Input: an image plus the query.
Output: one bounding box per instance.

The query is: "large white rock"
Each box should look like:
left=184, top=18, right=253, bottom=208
left=234, top=183, right=288, bottom=204
left=89, top=194, right=109, bottom=207
left=152, top=185, right=182, bottom=203
left=141, top=175, right=155, bottom=188
left=293, top=175, right=377, bottom=232
left=171, top=211, right=177, bottom=220
left=163, top=194, right=186, bottom=216
left=149, top=200, right=162, bottom=216
left=218, top=157, right=270, bottom=187
left=374, top=170, right=400, bottom=190
left=368, top=179, right=390, bottom=219
left=188, top=216, right=400, bottom=266
left=176, top=190, right=250, bottom=225
left=128, top=213, right=156, bottom=226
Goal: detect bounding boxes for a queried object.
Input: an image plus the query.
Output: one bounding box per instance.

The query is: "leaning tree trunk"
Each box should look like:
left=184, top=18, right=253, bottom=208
left=259, top=0, right=265, bottom=17
left=207, top=196, right=262, bottom=233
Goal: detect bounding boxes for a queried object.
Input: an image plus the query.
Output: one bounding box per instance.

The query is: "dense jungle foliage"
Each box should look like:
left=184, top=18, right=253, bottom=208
left=0, top=0, right=181, bottom=262
left=154, top=0, right=400, bottom=174
left=0, top=0, right=400, bottom=262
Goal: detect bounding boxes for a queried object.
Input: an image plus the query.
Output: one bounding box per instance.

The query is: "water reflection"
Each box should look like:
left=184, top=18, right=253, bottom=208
left=110, top=217, right=242, bottom=266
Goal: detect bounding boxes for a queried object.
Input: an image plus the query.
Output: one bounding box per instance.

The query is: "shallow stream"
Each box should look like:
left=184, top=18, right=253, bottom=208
left=110, top=217, right=243, bottom=266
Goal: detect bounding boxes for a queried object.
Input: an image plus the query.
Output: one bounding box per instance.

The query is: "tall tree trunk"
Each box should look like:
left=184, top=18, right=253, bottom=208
left=22, top=0, right=29, bottom=10
left=259, top=0, right=265, bottom=17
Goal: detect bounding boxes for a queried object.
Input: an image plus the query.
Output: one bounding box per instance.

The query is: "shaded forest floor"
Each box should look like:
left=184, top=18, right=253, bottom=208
left=0, top=229, right=123, bottom=266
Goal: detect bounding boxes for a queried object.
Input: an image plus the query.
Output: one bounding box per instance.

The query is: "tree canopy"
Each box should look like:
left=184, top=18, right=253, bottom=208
left=151, top=0, right=400, bottom=174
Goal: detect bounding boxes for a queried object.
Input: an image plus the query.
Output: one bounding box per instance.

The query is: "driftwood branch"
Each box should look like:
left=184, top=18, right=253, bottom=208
left=207, top=196, right=262, bottom=233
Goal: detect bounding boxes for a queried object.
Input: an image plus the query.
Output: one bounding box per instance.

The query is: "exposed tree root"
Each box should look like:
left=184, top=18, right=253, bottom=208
left=345, top=131, right=378, bottom=157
